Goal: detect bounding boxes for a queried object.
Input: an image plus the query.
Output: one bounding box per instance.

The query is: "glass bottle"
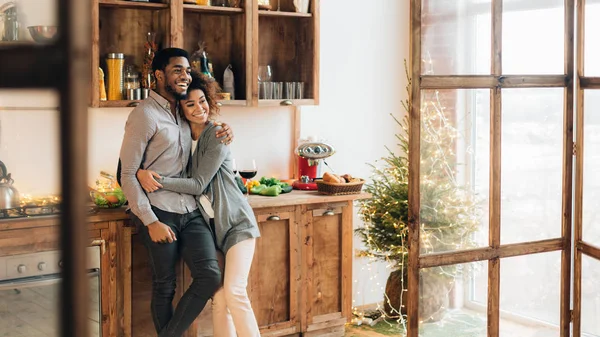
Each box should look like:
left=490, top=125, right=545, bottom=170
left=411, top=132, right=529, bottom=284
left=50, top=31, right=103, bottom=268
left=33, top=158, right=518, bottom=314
left=142, top=32, right=157, bottom=90
left=3, top=7, right=18, bottom=41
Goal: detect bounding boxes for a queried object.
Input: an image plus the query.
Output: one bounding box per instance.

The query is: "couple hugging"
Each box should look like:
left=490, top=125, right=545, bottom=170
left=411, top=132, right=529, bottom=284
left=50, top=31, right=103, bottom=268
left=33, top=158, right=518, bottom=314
left=119, top=47, right=260, bottom=337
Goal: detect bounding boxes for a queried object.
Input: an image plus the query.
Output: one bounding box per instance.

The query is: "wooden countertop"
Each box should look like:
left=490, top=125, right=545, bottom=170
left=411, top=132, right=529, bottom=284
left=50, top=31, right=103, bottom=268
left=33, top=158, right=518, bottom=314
left=248, top=190, right=371, bottom=208
left=0, top=191, right=371, bottom=230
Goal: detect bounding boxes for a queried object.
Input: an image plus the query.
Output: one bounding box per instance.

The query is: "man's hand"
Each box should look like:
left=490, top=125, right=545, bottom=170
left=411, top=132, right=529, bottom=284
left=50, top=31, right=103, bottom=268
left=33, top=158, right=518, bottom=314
left=137, top=169, right=163, bottom=193
left=147, top=221, right=177, bottom=243
left=214, top=121, right=233, bottom=145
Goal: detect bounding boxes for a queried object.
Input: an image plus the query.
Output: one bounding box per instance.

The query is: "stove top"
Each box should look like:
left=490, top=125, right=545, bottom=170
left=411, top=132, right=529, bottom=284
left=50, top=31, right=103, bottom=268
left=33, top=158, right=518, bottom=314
left=0, top=204, right=62, bottom=219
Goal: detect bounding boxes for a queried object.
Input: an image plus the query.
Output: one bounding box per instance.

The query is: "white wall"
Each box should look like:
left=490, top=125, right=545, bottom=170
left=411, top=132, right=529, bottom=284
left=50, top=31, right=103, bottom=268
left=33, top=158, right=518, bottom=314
left=0, top=0, right=409, bottom=307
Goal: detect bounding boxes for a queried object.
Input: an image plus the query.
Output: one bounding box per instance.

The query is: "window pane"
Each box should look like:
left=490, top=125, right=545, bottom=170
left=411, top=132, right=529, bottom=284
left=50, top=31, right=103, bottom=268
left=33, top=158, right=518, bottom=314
left=421, top=0, right=491, bottom=75
left=501, top=88, right=563, bottom=244
left=584, top=0, right=600, bottom=76
left=581, top=255, right=600, bottom=337
left=420, top=89, right=490, bottom=255
left=419, top=262, right=487, bottom=337
left=583, top=90, right=600, bottom=243
left=502, top=0, right=564, bottom=75
left=499, top=252, right=561, bottom=337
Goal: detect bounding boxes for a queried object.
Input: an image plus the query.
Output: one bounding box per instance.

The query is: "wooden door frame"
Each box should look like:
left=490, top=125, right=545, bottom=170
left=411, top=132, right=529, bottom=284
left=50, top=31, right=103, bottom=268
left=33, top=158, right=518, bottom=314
left=407, top=1, right=574, bottom=337
left=573, top=0, right=600, bottom=336
left=0, top=0, right=91, bottom=336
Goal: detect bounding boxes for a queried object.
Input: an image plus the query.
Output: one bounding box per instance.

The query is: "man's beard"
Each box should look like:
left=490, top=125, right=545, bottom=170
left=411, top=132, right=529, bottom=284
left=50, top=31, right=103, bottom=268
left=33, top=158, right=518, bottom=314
left=166, top=82, right=187, bottom=100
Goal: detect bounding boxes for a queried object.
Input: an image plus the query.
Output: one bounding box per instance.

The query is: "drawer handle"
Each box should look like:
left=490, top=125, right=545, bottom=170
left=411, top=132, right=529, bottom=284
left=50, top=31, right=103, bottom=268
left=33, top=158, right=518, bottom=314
left=280, top=100, right=293, bottom=106
left=267, top=215, right=280, bottom=221
left=127, top=101, right=139, bottom=107
left=317, top=292, right=322, bottom=300
left=217, top=102, right=223, bottom=107
left=90, top=239, right=106, bottom=255
left=323, top=210, right=335, bottom=216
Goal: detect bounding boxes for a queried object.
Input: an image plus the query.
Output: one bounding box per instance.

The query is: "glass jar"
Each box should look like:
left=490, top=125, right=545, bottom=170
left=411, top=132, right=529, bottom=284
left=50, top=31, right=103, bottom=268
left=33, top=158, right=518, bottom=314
left=124, top=64, right=140, bottom=90
left=2, top=7, right=19, bottom=41
left=258, top=0, right=271, bottom=10
left=106, top=53, right=125, bottom=100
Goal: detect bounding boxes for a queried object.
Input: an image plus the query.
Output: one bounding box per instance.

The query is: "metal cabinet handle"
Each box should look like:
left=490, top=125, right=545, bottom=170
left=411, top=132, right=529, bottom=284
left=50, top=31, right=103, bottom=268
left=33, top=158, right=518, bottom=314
left=90, top=239, right=106, bottom=255
left=266, top=215, right=280, bottom=221
left=217, top=102, right=223, bottom=107
left=280, top=100, right=293, bottom=106
left=127, top=101, right=139, bottom=107
left=323, top=210, right=335, bottom=216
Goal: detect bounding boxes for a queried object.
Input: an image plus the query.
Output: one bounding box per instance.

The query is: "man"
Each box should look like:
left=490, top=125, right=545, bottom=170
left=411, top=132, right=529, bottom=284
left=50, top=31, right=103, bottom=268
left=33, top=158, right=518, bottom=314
left=119, top=48, right=232, bottom=337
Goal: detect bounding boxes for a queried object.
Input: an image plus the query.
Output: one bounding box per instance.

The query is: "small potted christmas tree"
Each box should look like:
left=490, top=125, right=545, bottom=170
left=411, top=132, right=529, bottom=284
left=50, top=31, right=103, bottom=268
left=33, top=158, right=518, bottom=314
left=356, top=63, right=481, bottom=323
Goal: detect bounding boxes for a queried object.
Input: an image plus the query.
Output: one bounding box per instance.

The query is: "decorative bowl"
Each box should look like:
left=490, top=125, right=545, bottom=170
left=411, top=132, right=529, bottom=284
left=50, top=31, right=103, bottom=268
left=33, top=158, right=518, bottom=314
left=27, top=26, right=58, bottom=43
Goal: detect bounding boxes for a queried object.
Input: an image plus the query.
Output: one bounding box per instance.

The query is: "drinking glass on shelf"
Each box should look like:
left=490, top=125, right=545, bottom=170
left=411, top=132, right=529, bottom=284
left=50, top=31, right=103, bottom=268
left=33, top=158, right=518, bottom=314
left=239, top=159, right=257, bottom=196
left=295, top=82, right=304, bottom=99
left=284, top=82, right=296, bottom=99
left=258, top=65, right=272, bottom=83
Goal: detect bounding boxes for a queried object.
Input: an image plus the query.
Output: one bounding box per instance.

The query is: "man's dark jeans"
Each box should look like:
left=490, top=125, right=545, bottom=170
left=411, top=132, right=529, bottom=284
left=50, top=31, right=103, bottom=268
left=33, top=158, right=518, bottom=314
left=133, top=207, right=221, bottom=337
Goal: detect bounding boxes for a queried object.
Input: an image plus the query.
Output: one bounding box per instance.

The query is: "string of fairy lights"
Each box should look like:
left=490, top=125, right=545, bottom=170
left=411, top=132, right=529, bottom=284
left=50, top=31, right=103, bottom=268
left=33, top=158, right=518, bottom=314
left=351, top=59, right=481, bottom=331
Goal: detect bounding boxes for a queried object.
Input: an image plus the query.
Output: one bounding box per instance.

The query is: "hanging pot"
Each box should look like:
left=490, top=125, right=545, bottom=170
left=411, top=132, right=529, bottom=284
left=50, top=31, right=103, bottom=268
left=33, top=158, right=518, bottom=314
left=0, top=160, right=20, bottom=209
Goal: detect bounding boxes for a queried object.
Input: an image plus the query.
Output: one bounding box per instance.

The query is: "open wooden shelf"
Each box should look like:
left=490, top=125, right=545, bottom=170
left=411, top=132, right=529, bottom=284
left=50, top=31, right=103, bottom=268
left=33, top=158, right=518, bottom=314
left=218, top=99, right=247, bottom=106
left=258, top=10, right=311, bottom=18
left=99, top=100, right=141, bottom=108
left=91, top=0, right=319, bottom=108
left=183, top=4, right=244, bottom=14
left=99, top=0, right=169, bottom=9
left=258, top=99, right=314, bottom=107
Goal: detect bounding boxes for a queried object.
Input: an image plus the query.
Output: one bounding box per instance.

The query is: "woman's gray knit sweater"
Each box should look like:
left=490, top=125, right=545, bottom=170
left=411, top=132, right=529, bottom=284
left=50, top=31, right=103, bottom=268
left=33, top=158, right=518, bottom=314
left=160, top=123, right=260, bottom=254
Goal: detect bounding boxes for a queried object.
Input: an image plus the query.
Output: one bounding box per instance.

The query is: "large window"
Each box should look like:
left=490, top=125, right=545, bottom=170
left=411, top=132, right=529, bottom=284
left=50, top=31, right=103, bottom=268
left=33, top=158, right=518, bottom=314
left=409, top=1, right=600, bottom=336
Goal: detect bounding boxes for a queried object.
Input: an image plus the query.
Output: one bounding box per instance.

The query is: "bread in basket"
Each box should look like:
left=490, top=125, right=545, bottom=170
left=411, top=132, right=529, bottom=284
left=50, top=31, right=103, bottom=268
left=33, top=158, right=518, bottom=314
left=316, top=172, right=365, bottom=195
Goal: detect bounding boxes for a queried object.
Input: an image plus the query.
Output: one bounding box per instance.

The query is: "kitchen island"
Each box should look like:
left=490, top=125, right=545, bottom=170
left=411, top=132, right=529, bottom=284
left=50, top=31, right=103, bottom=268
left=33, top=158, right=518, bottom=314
left=0, top=190, right=370, bottom=337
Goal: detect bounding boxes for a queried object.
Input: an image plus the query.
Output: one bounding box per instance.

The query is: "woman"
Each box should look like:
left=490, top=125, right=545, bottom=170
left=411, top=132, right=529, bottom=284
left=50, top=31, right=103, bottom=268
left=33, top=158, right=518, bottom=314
left=137, top=71, right=261, bottom=337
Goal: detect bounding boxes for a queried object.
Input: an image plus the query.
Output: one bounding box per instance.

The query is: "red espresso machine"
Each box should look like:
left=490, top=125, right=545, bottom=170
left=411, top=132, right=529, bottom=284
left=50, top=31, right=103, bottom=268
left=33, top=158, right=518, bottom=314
left=292, top=141, right=335, bottom=190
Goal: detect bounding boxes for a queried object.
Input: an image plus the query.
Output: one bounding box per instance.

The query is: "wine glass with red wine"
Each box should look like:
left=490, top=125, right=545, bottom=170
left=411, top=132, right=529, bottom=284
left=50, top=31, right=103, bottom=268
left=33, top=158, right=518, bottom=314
left=239, top=159, right=257, bottom=196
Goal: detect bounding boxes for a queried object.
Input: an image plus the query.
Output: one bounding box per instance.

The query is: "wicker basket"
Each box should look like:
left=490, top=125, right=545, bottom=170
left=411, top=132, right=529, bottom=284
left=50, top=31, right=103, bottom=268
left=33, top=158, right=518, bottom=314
left=315, top=178, right=365, bottom=196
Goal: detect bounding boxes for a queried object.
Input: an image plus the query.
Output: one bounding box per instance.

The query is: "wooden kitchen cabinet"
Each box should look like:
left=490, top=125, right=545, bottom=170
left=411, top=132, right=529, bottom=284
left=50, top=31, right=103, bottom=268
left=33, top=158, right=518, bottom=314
left=130, top=192, right=369, bottom=337
left=183, top=3, right=250, bottom=106
left=90, top=0, right=319, bottom=108
left=249, top=206, right=301, bottom=336
left=0, top=212, right=133, bottom=337
left=302, top=201, right=353, bottom=337
left=255, top=0, right=319, bottom=107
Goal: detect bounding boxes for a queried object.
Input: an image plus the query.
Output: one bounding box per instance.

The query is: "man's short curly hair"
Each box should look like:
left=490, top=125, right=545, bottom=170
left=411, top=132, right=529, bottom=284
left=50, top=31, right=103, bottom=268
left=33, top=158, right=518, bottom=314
left=185, top=71, right=221, bottom=120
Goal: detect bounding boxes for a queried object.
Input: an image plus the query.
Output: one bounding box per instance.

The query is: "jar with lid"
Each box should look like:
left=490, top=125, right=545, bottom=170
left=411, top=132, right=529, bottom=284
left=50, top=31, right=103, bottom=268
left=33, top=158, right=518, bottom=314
left=124, top=64, right=140, bottom=90
left=106, top=53, right=125, bottom=100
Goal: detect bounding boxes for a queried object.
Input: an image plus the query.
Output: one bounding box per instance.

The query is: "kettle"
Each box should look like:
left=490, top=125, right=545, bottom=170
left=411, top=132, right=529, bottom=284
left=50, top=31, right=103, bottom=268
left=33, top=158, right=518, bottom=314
left=0, top=161, right=20, bottom=209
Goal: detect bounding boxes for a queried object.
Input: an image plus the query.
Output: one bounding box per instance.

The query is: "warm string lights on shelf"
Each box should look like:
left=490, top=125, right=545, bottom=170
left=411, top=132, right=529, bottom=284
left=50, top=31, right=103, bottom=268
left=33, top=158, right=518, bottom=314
left=352, top=59, right=481, bottom=331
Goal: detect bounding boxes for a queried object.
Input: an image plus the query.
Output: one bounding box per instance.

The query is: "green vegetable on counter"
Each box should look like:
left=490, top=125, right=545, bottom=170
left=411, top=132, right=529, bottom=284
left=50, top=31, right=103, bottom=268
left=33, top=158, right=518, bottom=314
left=259, top=177, right=281, bottom=187
left=259, top=185, right=282, bottom=197
left=250, top=184, right=267, bottom=195
left=280, top=183, right=292, bottom=194
left=235, top=176, right=247, bottom=194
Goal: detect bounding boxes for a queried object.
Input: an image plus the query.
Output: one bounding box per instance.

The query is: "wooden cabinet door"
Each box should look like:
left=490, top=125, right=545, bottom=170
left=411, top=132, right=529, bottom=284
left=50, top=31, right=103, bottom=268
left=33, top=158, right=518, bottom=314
left=303, top=201, right=352, bottom=337
left=250, top=206, right=301, bottom=336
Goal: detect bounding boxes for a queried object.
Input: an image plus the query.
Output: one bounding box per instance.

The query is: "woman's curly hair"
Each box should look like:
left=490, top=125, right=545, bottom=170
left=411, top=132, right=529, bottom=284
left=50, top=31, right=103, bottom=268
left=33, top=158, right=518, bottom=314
left=185, top=70, right=221, bottom=120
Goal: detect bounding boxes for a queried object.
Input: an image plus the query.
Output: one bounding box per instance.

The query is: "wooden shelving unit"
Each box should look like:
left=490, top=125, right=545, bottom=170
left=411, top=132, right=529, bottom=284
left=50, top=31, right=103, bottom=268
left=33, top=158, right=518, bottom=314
left=99, top=0, right=169, bottom=9
left=91, top=0, right=319, bottom=108
left=183, top=3, right=244, bottom=14
left=258, top=10, right=311, bottom=17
